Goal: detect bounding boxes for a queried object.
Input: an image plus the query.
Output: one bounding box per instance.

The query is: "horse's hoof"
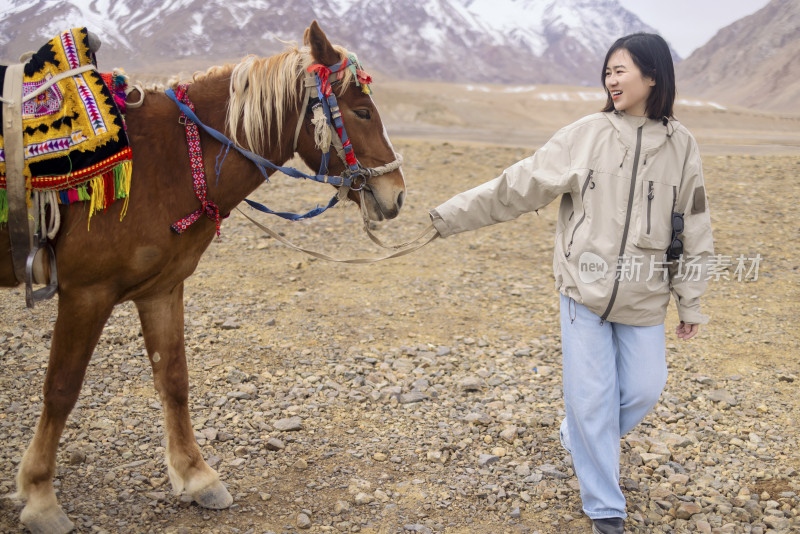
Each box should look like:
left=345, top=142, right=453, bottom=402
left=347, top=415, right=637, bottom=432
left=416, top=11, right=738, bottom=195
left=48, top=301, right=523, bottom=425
left=20, top=503, right=75, bottom=534
left=192, top=480, right=233, bottom=509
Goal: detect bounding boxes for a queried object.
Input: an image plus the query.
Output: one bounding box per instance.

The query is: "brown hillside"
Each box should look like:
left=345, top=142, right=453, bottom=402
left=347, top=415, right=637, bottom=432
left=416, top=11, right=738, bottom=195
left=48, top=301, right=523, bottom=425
left=676, top=0, right=800, bottom=114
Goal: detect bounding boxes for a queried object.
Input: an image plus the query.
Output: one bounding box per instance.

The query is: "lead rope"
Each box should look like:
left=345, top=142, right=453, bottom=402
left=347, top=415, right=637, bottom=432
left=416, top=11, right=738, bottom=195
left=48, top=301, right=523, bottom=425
left=32, top=190, right=61, bottom=240
left=236, top=206, right=438, bottom=264
left=355, top=177, right=438, bottom=251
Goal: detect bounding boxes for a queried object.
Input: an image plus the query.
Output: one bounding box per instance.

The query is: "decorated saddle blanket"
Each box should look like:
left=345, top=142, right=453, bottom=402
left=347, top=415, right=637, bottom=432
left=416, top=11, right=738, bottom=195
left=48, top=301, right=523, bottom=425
left=0, top=27, right=132, bottom=225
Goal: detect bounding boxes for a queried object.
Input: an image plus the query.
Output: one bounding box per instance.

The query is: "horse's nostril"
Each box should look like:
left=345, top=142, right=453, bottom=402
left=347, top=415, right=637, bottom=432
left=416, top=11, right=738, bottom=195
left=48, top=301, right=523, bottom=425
left=396, top=191, right=405, bottom=210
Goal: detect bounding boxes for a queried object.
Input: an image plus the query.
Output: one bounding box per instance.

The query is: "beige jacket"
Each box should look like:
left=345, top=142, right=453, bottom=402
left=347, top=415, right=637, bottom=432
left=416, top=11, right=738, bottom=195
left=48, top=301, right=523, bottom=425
left=430, top=112, right=714, bottom=326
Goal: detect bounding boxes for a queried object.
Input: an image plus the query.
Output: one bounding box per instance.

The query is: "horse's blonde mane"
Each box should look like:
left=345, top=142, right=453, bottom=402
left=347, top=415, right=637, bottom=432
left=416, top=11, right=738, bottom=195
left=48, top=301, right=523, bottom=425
left=225, top=42, right=356, bottom=153
left=139, top=43, right=357, bottom=152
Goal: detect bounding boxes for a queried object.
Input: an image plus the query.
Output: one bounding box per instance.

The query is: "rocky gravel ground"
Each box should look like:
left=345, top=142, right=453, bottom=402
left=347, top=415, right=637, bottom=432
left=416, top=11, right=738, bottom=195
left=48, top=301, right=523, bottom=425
left=1, top=143, right=799, bottom=534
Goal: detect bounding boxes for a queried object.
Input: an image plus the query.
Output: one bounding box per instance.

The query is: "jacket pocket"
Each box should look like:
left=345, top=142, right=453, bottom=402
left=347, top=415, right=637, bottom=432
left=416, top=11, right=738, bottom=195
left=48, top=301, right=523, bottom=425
left=565, top=170, right=595, bottom=258
left=634, top=179, right=676, bottom=250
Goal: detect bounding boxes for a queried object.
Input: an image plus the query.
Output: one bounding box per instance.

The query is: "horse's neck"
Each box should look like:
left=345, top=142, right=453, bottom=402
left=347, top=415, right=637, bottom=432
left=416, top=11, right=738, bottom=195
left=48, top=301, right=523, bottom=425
left=189, top=75, right=299, bottom=216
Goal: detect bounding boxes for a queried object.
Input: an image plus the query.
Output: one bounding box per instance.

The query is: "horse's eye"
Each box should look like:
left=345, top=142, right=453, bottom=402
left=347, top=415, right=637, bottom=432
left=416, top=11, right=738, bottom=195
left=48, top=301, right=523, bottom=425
left=354, top=109, right=371, bottom=120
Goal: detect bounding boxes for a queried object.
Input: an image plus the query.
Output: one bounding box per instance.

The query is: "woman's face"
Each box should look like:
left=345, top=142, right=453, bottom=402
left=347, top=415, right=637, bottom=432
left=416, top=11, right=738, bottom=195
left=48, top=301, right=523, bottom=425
left=605, top=48, right=655, bottom=117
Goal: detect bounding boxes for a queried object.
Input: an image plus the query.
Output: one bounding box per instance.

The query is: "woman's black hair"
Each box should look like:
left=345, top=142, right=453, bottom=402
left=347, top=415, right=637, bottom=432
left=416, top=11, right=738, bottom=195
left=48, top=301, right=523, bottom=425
left=601, top=33, right=676, bottom=122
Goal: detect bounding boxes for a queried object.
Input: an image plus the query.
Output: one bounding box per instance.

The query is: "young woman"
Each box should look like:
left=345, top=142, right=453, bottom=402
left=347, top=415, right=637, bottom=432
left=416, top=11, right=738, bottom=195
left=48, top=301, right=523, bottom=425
left=429, top=33, right=714, bottom=533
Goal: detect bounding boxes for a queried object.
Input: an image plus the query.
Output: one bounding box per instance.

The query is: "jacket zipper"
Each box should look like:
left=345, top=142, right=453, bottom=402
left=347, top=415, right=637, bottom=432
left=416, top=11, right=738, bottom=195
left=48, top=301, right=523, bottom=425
left=564, top=170, right=594, bottom=258
left=601, top=127, right=643, bottom=321
left=646, top=181, right=654, bottom=234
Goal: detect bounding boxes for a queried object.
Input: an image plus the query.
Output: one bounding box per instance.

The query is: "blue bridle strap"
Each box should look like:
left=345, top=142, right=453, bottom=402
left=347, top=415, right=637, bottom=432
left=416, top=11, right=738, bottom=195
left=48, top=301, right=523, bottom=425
left=165, top=88, right=353, bottom=188
left=165, top=88, right=352, bottom=221
left=243, top=195, right=338, bottom=221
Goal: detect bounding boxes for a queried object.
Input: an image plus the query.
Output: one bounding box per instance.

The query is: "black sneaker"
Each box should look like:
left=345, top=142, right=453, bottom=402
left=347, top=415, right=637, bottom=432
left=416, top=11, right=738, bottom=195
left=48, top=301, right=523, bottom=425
left=592, top=517, right=624, bottom=534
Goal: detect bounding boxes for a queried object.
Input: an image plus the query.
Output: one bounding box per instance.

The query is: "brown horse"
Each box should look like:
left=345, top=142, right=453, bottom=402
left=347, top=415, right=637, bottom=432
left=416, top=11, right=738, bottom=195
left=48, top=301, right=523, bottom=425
left=0, top=22, right=405, bottom=534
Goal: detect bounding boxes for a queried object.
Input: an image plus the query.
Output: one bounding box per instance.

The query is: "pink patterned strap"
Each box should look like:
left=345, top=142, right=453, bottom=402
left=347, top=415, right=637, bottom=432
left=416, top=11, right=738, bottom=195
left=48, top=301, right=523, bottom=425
left=171, top=83, right=222, bottom=235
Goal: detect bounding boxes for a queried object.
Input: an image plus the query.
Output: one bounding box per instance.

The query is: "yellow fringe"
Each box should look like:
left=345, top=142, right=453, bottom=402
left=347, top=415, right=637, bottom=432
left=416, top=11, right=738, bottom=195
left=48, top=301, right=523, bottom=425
left=119, top=160, right=132, bottom=220
left=87, top=174, right=105, bottom=230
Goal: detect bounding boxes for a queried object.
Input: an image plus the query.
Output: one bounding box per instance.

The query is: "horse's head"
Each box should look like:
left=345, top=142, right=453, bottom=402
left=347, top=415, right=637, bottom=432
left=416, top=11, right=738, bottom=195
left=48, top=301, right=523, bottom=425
left=296, top=22, right=406, bottom=221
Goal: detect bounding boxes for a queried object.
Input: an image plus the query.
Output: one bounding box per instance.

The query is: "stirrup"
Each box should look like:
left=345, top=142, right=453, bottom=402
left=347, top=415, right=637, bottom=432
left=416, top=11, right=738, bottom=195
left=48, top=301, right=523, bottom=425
left=25, top=232, right=58, bottom=308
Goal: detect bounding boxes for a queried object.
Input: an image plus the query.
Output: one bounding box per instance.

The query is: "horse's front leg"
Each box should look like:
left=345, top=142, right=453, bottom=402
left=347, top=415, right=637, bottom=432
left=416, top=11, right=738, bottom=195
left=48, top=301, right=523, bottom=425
left=135, top=283, right=233, bottom=509
left=16, top=290, right=115, bottom=534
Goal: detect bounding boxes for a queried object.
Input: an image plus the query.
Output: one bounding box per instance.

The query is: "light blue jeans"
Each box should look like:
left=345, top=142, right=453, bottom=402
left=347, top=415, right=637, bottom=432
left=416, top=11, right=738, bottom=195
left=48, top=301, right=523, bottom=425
left=559, top=294, right=667, bottom=520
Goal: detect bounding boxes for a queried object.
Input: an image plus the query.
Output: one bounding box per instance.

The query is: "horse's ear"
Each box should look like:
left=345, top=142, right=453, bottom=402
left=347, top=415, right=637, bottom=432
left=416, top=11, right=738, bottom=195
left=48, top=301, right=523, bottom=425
left=305, top=20, right=340, bottom=66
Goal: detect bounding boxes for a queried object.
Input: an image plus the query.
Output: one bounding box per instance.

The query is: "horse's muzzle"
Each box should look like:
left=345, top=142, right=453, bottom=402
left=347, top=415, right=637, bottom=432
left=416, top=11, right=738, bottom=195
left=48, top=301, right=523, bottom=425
left=361, top=187, right=404, bottom=221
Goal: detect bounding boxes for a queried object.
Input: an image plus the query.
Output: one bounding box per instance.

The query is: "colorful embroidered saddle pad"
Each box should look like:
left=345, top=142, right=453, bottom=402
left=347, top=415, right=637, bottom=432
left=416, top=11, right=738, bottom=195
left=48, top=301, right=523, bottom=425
left=0, top=27, right=132, bottom=225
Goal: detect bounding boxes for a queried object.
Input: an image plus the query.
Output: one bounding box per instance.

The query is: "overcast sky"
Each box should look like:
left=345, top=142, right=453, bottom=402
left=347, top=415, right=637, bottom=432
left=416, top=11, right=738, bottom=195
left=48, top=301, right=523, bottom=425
left=617, top=0, right=771, bottom=58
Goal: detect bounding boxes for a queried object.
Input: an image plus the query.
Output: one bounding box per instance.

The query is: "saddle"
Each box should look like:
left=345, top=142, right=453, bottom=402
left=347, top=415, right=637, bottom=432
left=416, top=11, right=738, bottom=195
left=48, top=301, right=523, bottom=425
left=0, top=27, right=133, bottom=307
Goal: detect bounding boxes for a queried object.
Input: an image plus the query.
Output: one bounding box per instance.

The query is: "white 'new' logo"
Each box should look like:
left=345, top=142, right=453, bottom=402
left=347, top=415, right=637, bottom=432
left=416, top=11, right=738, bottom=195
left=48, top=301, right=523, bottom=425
left=578, top=251, right=608, bottom=283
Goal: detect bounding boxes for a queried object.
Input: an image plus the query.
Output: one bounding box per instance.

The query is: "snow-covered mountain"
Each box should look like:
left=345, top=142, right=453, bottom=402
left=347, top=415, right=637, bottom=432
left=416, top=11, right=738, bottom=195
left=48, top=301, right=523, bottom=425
left=0, top=0, right=670, bottom=85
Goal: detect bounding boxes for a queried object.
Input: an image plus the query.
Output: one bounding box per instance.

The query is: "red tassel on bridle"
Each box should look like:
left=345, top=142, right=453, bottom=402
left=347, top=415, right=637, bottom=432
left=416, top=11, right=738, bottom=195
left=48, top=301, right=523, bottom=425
left=307, top=64, right=333, bottom=97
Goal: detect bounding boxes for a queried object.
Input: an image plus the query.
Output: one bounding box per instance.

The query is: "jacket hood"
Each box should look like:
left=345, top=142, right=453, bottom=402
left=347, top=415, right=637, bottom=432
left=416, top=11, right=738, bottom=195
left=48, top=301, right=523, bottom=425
left=604, top=111, right=676, bottom=154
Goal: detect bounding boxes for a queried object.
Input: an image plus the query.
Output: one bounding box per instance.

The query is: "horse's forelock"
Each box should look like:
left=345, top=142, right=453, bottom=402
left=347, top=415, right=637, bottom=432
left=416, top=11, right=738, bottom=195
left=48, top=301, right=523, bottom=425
left=226, top=44, right=356, bottom=153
